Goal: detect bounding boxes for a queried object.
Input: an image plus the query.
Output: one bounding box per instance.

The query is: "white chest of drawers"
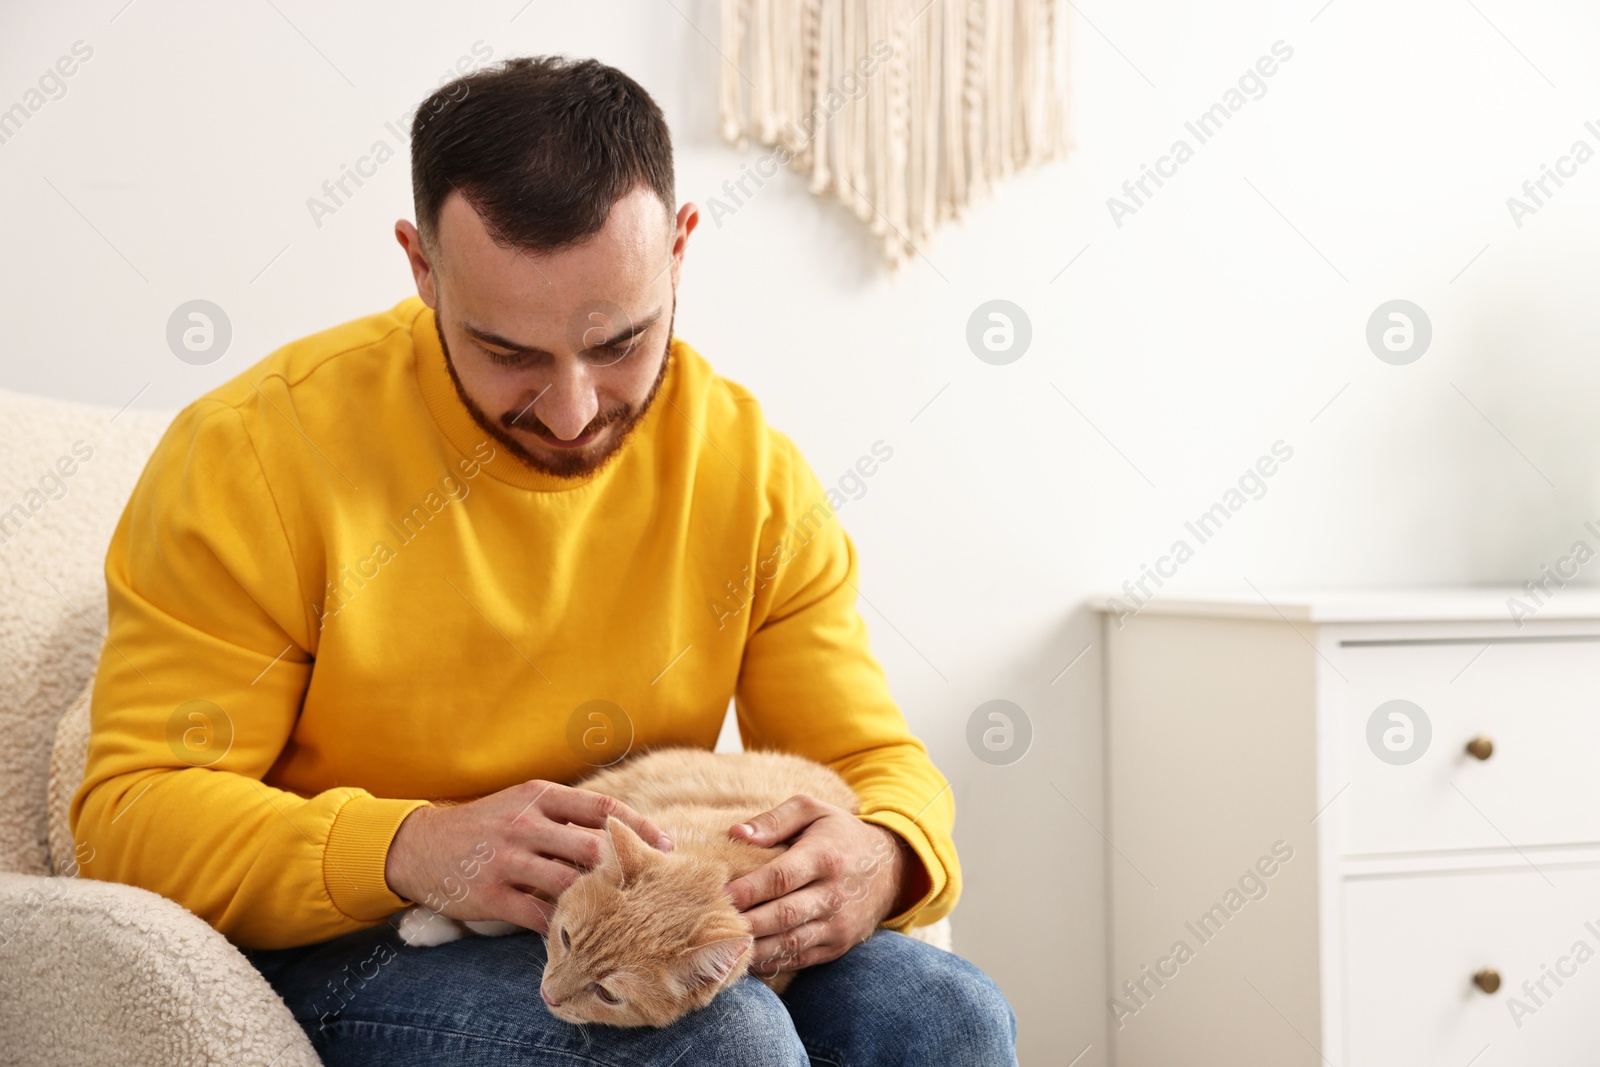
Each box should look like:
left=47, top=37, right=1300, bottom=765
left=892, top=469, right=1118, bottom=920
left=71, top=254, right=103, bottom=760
left=1099, top=590, right=1600, bottom=1066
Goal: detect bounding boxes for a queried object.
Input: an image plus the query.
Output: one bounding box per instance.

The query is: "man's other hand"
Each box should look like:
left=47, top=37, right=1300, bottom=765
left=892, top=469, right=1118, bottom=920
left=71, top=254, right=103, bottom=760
left=723, top=795, right=913, bottom=977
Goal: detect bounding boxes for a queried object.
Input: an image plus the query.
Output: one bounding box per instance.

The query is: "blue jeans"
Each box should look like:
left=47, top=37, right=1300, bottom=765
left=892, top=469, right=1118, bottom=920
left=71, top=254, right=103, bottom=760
left=241, top=919, right=1016, bottom=1066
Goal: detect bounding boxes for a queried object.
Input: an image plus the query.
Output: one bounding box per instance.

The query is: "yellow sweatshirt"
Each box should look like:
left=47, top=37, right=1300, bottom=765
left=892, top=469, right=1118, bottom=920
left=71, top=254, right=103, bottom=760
left=71, top=296, right=958, bottom=951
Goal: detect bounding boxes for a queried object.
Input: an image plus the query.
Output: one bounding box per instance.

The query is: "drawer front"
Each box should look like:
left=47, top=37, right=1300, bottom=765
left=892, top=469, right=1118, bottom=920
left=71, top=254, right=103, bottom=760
left=1336, top=637, right=1600, bottom=855
left=1343, top=864, right=1600, bottom=1066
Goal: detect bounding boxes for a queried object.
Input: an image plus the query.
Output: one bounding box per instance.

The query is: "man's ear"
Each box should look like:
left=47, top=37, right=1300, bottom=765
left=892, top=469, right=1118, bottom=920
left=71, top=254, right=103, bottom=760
left=667, top=202, right=699, bottom=289
left=600, top=815, right=654, bottom=886
left=394, top=219, right=438, bottom=307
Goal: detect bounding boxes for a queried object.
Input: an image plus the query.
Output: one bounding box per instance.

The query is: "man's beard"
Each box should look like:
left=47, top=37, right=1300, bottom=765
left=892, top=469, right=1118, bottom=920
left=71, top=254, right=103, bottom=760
left=436, top=294, right=675, bottom=480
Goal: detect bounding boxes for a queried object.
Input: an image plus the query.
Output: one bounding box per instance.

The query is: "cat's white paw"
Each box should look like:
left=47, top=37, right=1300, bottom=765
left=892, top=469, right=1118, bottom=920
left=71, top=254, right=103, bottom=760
left=396, top=905, right=467, bottom=947
left=462, top=920, right=525, bottom=938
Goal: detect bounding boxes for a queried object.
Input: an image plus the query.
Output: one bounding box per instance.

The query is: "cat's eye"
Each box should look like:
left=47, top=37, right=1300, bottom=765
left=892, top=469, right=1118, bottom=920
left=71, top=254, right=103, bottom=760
left=559, top=927, right=571, bottom=950
left=590, top=982, right=621, bottom=1005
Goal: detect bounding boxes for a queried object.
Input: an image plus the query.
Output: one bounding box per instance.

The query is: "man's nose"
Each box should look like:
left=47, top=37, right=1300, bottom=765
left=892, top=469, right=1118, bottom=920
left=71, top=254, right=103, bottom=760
left=535, top=362, right=600, bottom=439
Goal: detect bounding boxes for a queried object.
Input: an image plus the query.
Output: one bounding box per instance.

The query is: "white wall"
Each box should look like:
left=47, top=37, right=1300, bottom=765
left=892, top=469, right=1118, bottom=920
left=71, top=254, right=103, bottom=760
left=7, top=1, right=1600, bottom=1062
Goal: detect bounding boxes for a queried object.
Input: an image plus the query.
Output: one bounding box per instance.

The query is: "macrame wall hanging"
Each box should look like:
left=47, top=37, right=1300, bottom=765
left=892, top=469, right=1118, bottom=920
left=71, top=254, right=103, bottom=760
left=717, top=0, right=1074, bottom=274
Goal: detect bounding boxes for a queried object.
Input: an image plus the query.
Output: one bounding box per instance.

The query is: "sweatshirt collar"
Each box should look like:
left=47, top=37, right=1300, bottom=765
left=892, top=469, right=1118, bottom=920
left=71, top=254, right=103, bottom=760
left=408, top=297, right=677, bottom=494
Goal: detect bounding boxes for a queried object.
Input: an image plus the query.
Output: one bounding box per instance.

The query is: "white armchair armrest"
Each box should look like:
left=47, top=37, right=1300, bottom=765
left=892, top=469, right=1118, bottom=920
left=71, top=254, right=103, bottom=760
left=0, top=873, right=320, bottom=1067
left=906, top=914, right=953, bottom=952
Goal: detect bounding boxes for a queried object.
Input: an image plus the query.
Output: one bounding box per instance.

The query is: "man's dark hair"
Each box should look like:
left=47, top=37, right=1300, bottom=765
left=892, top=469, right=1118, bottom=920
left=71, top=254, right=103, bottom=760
left=410, top=55, right=675, bottom=255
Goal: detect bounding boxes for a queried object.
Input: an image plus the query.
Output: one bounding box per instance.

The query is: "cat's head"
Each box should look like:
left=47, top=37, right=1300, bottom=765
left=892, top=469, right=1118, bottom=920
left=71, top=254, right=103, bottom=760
left=539, top=816, right=753, bottom=1027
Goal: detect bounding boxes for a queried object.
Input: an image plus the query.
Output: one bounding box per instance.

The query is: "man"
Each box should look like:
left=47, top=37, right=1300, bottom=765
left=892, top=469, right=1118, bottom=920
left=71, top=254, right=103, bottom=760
left=72, top=55, right=1016, bottom=1064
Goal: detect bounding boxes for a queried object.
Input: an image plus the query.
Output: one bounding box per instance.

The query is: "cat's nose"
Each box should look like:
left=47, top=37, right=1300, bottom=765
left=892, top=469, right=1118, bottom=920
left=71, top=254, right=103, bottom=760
left=540, top=985, right=561, bottom=1008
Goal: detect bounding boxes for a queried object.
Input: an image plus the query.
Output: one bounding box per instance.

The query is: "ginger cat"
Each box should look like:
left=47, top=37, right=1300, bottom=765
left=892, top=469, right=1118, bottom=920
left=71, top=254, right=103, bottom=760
left=395, top=746, right=859, bottom=1028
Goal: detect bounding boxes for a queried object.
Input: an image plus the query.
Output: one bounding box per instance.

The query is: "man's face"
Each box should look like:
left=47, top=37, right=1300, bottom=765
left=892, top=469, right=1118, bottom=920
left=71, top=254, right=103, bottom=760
left=398, top=186, right=697, bottom=479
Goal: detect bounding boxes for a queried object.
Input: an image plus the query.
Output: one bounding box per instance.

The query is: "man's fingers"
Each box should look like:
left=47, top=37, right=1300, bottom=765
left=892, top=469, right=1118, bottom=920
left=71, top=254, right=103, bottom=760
left=536, top=785, right=673, bottom=853
left=495, top=887, right=556, bottom=934
left=498, top=851, right=586, bottom=901
left=725, top=840, right=833, bottom=914
left=738, top=881, right=848, bottom=940
left=534, top=823, right=617, bottom=872
left=730, top=794, right=826, bottom=848
left=750, top=917, right=840, bottom=975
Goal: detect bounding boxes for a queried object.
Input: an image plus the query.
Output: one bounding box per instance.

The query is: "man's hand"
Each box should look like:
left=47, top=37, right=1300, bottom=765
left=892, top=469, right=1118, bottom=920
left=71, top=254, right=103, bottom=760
left=384, top=779, right=674, bottom=934
left=723, top=794, right=917, bottom=978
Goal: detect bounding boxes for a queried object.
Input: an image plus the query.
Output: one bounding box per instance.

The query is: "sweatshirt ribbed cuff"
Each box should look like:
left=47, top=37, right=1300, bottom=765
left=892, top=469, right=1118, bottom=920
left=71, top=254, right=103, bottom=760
left=324, top=794, right=433, bottom=921
left=858, top=809, right=947, bottom=932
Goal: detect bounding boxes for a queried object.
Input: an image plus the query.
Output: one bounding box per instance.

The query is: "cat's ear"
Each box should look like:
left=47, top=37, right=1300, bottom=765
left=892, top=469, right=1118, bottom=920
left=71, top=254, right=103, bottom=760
left=675, top=935, right=752, bottom=989
left=600, top=815, right=654, bottom=886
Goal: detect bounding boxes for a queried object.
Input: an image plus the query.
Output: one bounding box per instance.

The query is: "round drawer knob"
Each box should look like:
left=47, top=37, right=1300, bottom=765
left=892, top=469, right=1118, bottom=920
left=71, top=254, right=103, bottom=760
left=1473, top=967, right=1502, bottom=994
left=1466, top=735, right=1495, bottom=761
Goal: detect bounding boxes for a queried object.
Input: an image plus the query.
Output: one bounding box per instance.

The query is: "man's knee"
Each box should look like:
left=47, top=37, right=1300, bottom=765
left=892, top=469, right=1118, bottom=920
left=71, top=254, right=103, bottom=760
left=823, top=933, right=1018, bottom=1061
left=681, top=977, right=809, bottom=1066
left=919, top=952, right=1018, bottom=1057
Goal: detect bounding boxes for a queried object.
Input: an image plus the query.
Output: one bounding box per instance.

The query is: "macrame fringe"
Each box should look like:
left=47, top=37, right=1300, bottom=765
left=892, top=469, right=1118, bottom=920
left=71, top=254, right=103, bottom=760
left=718, top=0, right=1074, bottom=275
